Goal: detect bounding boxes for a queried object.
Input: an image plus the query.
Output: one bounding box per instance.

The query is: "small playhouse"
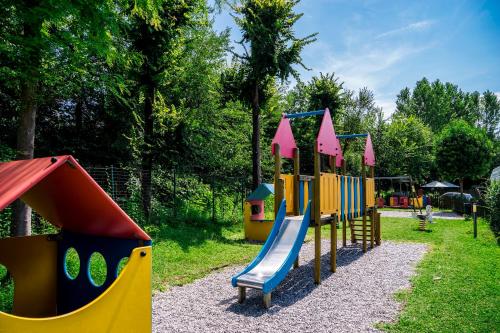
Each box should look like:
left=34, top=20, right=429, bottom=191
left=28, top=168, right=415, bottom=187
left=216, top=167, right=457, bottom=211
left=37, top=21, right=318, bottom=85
left=0, top=156, right=152, bottom=332
left=243, top=183, right=275, bottom=241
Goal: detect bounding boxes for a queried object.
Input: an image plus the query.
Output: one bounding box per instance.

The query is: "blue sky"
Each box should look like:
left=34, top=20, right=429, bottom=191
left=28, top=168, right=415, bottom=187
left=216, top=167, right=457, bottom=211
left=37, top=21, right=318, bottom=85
left=212, top=0, right=500, bottom=117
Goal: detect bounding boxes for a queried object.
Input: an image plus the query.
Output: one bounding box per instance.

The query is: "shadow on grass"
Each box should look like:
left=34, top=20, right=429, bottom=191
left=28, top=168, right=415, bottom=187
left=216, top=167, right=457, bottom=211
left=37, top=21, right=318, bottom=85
left=149, top=218, right=247, bottom=252
left=222, top=243, right=367, bottom=317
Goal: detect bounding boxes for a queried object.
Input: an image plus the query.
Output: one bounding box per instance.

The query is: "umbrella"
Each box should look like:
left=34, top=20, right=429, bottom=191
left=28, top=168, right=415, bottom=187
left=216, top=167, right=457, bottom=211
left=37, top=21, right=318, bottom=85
left=421, top=181, right=459, bottom=189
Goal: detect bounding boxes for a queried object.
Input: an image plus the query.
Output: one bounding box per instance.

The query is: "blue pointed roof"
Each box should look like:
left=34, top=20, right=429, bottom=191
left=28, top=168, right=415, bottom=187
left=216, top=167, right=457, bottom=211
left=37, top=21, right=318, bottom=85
left=246, top=183, right=274, bottom=201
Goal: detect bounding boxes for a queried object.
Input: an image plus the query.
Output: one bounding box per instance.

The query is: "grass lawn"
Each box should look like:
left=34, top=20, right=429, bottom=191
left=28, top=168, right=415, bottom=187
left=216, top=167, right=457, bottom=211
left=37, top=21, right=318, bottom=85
left=1, top=216, right=499, bottom=332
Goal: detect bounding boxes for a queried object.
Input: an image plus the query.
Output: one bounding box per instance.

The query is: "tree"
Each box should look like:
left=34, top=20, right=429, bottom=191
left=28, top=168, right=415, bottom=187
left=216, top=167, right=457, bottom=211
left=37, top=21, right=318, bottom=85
left=129, top=0, right=201, bottom=217
left=479, top=90, right=500, bottom=140
left=0, top=0, right=150, bottom=236
left=231, top=0, right=316, bottom=189
left=395, top=78, right=481, bottom=133
left=379, top=115, right=434, bottom=182
left=435, top=120, right=494, bottom=193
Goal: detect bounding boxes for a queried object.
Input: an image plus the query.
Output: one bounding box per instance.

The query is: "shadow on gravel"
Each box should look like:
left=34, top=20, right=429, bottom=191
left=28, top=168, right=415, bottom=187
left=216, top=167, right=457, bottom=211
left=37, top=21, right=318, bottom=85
left=222, top=244, right=365, bottom=316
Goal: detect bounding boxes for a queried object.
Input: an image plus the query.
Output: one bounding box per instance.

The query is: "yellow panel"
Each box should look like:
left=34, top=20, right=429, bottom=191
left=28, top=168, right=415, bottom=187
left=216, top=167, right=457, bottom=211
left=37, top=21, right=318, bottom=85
left=280, top=174, right=295, bottom=214
left=0, top=246, right=152, bottom=333
left=303, top=181, right=309, bottom=209
left=0, top=235, right=57, bottom=317
left=319, top=173, right=337, bottom=215
left=244, top=202, right=274, bottom=241
left=336, top=176, right=341, bottom=221
left=344, top=176, right=348, bottom=219
left=366, top=178, right=375, bottom=207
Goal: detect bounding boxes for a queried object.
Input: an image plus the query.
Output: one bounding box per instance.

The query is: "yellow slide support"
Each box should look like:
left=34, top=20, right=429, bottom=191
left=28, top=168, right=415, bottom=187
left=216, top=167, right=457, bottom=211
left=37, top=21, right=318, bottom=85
left=0, top=246, right=152, bottom=333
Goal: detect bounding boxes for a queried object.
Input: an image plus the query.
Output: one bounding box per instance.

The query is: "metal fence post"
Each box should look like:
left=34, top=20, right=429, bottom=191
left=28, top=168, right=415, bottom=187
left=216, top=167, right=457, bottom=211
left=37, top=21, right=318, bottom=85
left=473, top=203, right=477, bottom=239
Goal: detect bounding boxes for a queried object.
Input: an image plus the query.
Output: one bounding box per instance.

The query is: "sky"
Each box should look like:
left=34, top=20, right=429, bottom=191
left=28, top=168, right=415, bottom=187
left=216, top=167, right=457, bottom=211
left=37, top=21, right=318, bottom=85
left=212, top=0, right=500, bottom=117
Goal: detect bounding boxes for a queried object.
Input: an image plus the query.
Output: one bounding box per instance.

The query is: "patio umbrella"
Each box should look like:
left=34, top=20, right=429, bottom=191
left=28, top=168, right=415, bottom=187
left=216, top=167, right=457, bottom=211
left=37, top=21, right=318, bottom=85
left=421, top=181, right=449, bottom=188
left=441, top=181, right=459, bottom=188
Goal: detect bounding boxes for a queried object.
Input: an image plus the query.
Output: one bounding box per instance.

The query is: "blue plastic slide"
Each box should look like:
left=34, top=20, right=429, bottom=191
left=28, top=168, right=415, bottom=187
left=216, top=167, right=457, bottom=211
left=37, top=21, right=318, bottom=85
left=231, top=199, right=311, bottom=307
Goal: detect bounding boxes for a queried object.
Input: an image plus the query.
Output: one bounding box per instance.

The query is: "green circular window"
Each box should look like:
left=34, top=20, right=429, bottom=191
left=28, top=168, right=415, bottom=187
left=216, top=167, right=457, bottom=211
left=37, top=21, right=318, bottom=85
left=116, top=257, right=129, bottom=277
left=64, top=247, right=80, bottom=280
left=88, top=252, right=107, bottom=287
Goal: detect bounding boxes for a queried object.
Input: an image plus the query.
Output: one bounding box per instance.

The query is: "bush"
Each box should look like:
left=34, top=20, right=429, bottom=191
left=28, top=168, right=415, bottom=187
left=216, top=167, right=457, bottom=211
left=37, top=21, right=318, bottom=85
left=485, top=181, right=500, bottom=239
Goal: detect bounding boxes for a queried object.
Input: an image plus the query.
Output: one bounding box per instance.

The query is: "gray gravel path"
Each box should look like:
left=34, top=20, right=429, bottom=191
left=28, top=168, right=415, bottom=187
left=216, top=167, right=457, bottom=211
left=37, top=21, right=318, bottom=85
left=153, top=240, right=427, bottom=333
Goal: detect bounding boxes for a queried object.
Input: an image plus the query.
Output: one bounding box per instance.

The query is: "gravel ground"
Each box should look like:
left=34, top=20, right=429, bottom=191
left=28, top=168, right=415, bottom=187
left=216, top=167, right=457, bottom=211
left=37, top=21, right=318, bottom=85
left=380, top=210, right=463, bottom=219
left=153, top=240, right=427, bottom=333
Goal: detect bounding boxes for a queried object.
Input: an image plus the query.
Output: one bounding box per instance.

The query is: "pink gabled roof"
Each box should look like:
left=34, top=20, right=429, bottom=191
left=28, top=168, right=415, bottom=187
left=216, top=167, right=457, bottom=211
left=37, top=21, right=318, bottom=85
left=363, top=134, right=376, bottom=166
left=0, top=156, right=150, bottom=240
left=316, top=108, right=342, bottom=156
left=335, top=137, right=344, bottom=167
left=271, top=116, right=297, bottom=158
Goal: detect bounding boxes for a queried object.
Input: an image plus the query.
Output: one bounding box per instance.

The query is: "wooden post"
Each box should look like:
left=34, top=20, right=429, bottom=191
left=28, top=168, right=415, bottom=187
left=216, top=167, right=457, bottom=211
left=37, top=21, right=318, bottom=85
left=375, top=212, right=381, bottom=245
left=330, top=155, right=337, bottom=273
left=274, top=144, right=282, bottom=218
left=238, top=286, right=246, bottom=303
left=473, top=203, right=477, bottom=239
left=361, top=157, right=367, bottom=253
left=370, top=166, right=375, bottom=248
left=314, top=142, right=321, bottom=284
left=294, top=147, right=300, bottom=268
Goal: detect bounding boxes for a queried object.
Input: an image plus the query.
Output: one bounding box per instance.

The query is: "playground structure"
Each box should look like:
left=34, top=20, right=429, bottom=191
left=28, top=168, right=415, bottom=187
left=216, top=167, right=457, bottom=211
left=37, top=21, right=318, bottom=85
left=0, top=156, right=152, bottom=332
left=243, top=183, right=275, bottom=241
left=233, top=108, right=380, bottom=308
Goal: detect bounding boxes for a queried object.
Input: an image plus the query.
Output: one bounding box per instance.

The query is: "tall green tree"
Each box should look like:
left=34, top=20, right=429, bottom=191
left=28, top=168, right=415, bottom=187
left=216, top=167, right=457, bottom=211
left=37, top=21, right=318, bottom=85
left=129, top=0, right=201, bottom=217
left=231, top=0, right=316, bottom=189
left=395, top=78, right=481, bottom=132
left=0, top=0, right=150, bottom=235
left=379, top=115, right=434, bottom=182
left=435, top=120, right=494, bottom=193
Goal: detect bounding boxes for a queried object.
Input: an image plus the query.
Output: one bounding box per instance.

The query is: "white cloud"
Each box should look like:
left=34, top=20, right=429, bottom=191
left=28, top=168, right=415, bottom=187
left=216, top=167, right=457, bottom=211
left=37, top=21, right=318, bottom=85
left=376, top=20, right=434, bottom=39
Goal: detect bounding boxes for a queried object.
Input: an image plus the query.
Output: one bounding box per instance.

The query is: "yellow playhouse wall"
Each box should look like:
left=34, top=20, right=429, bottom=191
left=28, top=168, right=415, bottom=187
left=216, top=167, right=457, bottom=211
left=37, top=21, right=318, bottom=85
left=280, top=174, right=295, bottom=214
left=0, top=246, right=152, bottom=333
left=243, top=202, right=274, bottom=241
left=319, top=173, right=337, bottom=215
left=0, top=235, right=58, bottom=317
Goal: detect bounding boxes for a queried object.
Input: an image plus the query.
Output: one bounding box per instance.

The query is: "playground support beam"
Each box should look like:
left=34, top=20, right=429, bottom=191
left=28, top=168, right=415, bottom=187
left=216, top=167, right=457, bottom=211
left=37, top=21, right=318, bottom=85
left=313, top=141, right=321, bottom=284
left=283, top=110, right=325, bottom=119
left=370, top=166, right=375, bottom=248
left=293, top=148, right=300, bottom=269
left=330, top=155, right=337, bottom=273
left=273, top=144, right=283, bottom=218
left=336, top=133, right=369, bottom=139
left=362, top=156, right=367, bottom=253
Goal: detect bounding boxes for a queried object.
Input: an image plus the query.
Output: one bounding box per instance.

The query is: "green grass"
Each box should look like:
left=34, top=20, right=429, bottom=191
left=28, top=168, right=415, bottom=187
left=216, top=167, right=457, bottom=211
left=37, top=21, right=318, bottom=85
left=379, top=217, right=500, bottom=332
left=1, top=216, right=499, bottom=333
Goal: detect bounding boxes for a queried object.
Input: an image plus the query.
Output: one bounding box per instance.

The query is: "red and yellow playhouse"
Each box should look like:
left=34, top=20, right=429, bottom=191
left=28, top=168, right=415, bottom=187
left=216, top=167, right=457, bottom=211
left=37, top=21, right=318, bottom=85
left=0, top=156, right=152, bottom=332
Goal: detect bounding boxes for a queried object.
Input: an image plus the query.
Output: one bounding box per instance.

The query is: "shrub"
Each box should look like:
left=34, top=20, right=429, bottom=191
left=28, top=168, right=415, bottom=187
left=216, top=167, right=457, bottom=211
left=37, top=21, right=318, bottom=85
left=485, top=181, right=500, bottom=239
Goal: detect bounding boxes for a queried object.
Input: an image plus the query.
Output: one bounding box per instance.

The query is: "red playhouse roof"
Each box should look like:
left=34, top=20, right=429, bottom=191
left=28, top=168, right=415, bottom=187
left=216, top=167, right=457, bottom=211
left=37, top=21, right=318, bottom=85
left=316, top=108, right=342, bottom=157
left=271, top=116, right=297, bottom=158
left=363, top=134, right=376, bottom=166
left=0, top=156, right=150, bottom=240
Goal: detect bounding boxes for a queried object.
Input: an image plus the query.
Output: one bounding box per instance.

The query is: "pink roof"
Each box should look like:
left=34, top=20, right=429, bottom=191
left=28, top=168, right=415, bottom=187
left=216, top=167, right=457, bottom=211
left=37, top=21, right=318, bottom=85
left=316, top=108, right=342, bottom=156
left=335, top=138, right=344, bottom=167
left=271, top=116, right=297, bottom=158
left=363, top=134, right=376, bottom=166
left=0, top=156, right=150, bottom=240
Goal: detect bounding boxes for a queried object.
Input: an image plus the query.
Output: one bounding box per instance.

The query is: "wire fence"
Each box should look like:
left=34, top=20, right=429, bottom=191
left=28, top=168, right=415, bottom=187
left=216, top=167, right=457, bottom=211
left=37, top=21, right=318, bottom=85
left=86, top=166, right=251, bottom=224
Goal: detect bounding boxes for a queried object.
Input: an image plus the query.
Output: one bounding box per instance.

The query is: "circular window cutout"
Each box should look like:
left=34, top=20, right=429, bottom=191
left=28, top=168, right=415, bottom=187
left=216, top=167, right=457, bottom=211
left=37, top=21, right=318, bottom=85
left=0, top=264, right=14, bottom=313
left=64, top=247, right=80, bottom=280
left=88, top=252, right=107, bottom=287
left=116, top=257, right=129, bottom=277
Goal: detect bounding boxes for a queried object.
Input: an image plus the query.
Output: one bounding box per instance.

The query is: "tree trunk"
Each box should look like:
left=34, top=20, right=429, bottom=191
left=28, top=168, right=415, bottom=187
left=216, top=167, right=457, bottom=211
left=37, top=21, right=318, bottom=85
left=251, top=83, right=261, bottom=190
left=12, top=77, right=37, bottom=237
left=141, top=83, right=155, bottom=219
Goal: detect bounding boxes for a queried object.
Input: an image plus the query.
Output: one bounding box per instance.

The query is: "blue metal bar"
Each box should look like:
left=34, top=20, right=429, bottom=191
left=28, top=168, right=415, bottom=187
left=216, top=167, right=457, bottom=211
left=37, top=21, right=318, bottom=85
left=348, top=176, right=351, bottom=220
left=283, top=110, right=325, bottom=119
left=336, top=133, right=368, bottom=139
left=354, top=178, right=358, bottom=218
